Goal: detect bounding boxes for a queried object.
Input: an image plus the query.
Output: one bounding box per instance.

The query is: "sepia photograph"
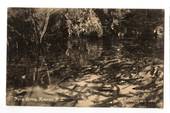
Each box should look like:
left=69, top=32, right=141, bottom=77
left=6, top=8, right=164, bottom=108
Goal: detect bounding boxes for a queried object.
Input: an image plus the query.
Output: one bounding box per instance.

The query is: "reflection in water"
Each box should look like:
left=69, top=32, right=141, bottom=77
left=87, top=38, right=103, bottom=60
left=7, top=36, right=163, bottom=107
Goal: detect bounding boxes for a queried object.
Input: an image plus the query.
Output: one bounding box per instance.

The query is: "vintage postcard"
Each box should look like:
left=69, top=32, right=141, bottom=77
left=6, top=8, right=164, bottom=108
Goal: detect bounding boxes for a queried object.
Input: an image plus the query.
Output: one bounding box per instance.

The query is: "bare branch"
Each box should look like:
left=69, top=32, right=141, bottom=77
left=40, top=9, right=55, bottom=43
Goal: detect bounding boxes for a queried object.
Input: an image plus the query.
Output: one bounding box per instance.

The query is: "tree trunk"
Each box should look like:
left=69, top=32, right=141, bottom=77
left=31, top=10, right=52, bottom=86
